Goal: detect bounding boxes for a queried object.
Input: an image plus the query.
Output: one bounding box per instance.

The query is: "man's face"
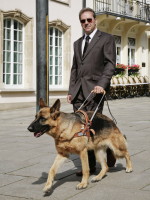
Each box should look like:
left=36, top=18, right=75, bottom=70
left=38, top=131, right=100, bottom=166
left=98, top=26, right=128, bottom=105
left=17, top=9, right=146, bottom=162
left=80, top=11, right=96, bottom=35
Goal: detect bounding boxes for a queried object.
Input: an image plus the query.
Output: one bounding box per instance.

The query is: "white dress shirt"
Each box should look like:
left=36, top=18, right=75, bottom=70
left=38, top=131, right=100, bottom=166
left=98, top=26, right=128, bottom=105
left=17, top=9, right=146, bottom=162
left=82, top=28, right=97, bottom=55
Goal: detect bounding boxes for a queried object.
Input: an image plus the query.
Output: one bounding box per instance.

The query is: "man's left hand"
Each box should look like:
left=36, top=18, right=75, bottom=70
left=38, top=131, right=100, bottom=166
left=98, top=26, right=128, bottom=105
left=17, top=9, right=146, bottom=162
left=93, top=86, right=105, bottom=94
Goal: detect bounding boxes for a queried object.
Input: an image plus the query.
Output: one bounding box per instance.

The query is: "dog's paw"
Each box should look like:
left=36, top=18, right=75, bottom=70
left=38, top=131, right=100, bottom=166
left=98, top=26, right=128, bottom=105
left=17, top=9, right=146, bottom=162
left=43, top=183, right=52, bottom=193
left=91, top=175, right=102, bottom=182
left=126, top=167, right=133, bottom=173
left=76, top=182, right=88, bottom=190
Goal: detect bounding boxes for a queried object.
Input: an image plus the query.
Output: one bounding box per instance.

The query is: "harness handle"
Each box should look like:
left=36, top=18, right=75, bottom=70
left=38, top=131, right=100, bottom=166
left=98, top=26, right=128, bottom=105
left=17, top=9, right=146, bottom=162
left=77, top=90, right=106, bottom=121
left=78, top=90, right=106, bottom=110
left=90, top=92, right=105, bottom=121
left=77, top=90, right=117, bottom=124
left=77, top=91, right=93, bottom=110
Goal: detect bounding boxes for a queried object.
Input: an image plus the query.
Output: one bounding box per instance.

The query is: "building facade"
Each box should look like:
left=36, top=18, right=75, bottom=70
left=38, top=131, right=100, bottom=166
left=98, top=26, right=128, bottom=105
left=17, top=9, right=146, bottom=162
left=92, top=0, right=150, bottom=76
left=0, top=0, right=150, bottom=107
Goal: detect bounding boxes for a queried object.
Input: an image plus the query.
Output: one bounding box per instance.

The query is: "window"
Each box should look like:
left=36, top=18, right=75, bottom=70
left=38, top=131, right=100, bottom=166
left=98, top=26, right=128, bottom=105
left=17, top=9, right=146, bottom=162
left=128, top=37, right=136, bottom=65
left=114, top=35, right=121, bottom=64
left=3, top=19, right=23, bottom=86
left=49, top=27, right=63, bottom=87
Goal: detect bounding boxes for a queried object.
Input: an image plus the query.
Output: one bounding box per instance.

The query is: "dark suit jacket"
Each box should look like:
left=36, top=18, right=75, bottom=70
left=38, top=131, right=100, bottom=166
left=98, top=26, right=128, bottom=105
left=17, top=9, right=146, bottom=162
left=68, top=30, right=116, bottom=101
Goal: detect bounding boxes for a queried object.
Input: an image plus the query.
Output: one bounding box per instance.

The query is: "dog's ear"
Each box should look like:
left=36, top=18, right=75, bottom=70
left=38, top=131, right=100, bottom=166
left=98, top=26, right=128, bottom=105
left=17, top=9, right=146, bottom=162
left=39, top=98, right=47, bottom=108
left=50, top=99, right=61, bottom=113
left=51, top=111, right=60, bottom=120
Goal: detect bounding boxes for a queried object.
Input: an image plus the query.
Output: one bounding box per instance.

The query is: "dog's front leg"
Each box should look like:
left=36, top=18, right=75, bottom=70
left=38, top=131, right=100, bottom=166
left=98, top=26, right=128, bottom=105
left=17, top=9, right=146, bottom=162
left=43, top=153, right=67, bottom=193
left=76, top=148, right=89, bottom=189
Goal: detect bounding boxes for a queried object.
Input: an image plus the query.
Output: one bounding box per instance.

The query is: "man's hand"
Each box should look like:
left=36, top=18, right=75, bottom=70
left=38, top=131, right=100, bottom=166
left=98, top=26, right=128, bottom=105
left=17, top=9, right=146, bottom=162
left=93, top=86, right=105, bottom=94
left=67, top=95, right=72, bottom=104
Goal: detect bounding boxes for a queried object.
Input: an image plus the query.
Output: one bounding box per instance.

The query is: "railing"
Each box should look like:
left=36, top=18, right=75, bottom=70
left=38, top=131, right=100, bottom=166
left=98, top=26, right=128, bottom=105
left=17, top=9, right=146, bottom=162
left=108, top=76, right=150, bottom=99
left=94, top=0, right=150, bottom=22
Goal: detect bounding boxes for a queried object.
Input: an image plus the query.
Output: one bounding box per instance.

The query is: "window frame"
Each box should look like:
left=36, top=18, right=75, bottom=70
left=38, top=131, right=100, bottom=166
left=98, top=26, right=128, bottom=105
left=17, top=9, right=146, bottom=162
left=3, top=18, right=24, bottom=88
left=114, top=35, right=121, bottom=64
left=128, top=37, right=136, bottom=66
left=49, top=26, right=63, bottom=88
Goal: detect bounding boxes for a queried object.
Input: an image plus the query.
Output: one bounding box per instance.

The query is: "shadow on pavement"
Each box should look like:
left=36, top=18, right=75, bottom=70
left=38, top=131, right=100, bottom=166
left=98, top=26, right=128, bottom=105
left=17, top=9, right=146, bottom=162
left=31, top=162, right=125, bottom=196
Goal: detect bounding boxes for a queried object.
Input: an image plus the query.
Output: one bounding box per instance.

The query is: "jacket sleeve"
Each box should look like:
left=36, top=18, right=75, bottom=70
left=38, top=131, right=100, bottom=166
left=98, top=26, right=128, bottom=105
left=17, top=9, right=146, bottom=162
left=98, top=34, right=116, bottom=89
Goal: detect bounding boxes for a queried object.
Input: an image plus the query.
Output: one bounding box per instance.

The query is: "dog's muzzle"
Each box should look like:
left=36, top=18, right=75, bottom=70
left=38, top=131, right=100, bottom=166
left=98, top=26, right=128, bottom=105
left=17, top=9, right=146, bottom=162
left=27, top=120, right=50, bottom=138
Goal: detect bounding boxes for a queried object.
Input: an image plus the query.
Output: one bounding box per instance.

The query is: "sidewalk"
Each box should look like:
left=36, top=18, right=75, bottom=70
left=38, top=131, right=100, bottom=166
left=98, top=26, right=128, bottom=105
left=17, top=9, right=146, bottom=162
left=0, top=97, right=150, bottom=200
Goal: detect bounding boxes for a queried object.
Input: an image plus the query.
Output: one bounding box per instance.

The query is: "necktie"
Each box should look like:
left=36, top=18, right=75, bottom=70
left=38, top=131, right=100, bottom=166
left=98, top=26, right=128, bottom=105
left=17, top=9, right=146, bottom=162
left=83, top=35, right=90, bottom=57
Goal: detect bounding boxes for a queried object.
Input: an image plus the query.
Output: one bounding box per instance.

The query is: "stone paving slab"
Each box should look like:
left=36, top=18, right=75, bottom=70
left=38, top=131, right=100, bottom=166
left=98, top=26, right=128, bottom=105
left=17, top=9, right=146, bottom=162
left=0, top=195, right=29, bottom=200
left=0, top=174, right=25, bottom=188
left=68, top=184, right=150, bottom=200
left=0, top=97, right=150, bottom=200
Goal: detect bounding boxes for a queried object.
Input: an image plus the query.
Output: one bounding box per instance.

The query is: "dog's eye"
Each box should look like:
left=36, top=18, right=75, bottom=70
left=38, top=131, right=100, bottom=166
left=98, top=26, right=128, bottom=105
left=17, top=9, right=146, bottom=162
left=40, top=117, right=46, bottom=122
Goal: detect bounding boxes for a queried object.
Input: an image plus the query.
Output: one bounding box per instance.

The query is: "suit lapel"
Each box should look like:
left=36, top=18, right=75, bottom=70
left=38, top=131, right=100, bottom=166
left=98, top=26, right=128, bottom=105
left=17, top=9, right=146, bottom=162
left=82, top=30, right=102, bottom=60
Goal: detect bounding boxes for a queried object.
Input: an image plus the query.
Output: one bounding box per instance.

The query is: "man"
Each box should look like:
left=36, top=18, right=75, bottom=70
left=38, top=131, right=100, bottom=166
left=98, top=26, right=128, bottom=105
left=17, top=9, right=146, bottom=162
left=67, top=8, right=116, bottom=176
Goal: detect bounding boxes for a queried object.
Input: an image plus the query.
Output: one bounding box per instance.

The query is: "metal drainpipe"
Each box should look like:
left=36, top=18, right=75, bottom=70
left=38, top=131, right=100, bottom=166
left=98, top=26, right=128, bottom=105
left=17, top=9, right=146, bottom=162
left=82, top=0, right=86, bottom=8
left=82, top=0, right=86, bottom=35
left=36, top=0, right=49, bottom=111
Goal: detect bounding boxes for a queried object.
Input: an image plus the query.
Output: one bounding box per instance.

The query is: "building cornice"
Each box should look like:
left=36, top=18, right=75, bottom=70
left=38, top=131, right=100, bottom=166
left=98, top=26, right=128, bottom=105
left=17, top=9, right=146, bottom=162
left=49, top=19, right=70, bottom=31
left=1, top=9, right=32, bottom=24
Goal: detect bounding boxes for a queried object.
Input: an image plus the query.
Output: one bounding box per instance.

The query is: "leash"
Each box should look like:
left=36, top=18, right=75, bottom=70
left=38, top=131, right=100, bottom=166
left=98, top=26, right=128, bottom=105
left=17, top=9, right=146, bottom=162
left=104, top=95, right=117, bottom=125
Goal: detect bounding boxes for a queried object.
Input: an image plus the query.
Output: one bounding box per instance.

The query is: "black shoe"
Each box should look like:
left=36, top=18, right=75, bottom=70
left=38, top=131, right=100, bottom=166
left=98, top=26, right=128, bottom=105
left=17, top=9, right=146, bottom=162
left=76, top=167, right=96, bottom=176
left=107, top=148, right=116, bottom=167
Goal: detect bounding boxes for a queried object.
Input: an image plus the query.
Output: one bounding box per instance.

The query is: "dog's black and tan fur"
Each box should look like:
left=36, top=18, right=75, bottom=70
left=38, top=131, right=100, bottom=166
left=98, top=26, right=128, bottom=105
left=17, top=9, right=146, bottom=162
left=28, top=98, right=133, bottom=193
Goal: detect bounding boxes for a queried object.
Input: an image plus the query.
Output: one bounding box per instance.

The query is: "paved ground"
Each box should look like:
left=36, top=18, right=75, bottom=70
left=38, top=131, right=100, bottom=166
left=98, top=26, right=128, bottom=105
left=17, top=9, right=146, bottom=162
left=0, top=97, right=150, bottom=200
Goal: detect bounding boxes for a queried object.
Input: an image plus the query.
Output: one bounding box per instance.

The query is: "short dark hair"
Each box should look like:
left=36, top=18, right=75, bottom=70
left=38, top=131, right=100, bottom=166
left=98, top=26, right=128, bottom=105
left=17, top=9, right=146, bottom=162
left=79, top=8, right=96, bottom=20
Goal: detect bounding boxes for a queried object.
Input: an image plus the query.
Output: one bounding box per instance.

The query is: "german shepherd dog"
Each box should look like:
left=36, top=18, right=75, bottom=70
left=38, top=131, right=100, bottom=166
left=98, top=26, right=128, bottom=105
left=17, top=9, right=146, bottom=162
left=28, top=98, right=133, bottom=193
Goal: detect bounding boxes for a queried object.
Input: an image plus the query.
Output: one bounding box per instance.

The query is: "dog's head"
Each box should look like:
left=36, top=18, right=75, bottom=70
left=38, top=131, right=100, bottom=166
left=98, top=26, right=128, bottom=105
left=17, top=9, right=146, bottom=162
left=27, top=98, right=61, bottom=138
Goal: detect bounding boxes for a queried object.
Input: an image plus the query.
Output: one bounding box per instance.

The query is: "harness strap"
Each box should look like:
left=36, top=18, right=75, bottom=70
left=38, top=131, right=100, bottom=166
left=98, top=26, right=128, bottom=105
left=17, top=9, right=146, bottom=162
left=73, top=110, right=95, bottom=138
left=76, top=110, right=90, bottom=125
left=57, top=110, right=95, bottom=142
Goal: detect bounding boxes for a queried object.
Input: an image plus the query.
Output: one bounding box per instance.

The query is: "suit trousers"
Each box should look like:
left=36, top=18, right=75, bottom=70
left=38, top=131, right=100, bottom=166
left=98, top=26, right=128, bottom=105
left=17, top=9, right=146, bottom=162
left=72, top=86, right=104, bottom=169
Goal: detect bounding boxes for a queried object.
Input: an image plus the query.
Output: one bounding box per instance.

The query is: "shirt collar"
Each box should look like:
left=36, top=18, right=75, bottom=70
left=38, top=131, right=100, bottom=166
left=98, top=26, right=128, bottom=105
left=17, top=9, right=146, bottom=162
left=84, top=28, right=97, bottom=40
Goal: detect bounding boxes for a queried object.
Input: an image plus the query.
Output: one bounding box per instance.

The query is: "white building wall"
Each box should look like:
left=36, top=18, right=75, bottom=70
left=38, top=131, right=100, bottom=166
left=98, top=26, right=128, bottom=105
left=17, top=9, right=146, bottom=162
left=0, top=0, right=83, bottom=104
left=141, top=33, right=149, bottom=76
left=49, top=0, right=82, bottom=59
left=86, top=0, right=94, bottom=8
left=0, top=0, right=37, bottom=90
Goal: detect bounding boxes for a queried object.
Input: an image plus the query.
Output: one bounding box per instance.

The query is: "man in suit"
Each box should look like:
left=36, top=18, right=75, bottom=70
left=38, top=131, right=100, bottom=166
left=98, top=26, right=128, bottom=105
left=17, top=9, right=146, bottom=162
left=67, top=8, right=116, bottom=176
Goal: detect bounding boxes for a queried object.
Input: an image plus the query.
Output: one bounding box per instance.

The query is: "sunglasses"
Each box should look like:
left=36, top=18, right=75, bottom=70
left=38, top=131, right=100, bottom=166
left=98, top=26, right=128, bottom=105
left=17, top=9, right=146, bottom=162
left=80, top=18, right=93, bottom=24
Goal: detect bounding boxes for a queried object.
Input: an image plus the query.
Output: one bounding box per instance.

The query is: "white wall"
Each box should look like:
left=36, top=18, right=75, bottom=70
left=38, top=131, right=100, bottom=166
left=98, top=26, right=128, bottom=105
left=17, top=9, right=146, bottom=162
left=0, top=0, right=84, bottom=104
left=49, top=0, right=82, bottom=59
left=0, top=0, right=37, bottom=90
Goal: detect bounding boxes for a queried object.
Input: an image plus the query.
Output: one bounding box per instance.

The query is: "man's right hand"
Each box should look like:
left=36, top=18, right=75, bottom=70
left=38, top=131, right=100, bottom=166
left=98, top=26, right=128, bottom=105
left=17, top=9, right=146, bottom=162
left=67, top=95, right=72, bottom=104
